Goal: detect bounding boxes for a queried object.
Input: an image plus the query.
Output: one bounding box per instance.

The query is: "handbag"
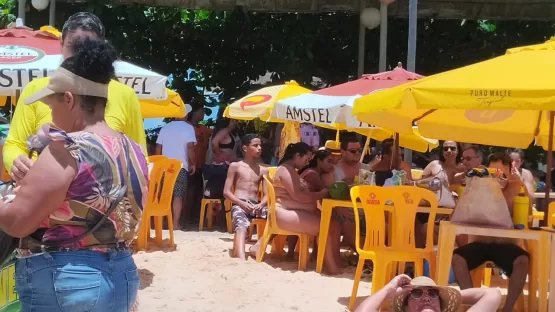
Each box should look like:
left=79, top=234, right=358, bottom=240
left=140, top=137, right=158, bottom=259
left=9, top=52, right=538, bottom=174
left=407, top=171, right=456, bottom=208
left=450, top=173, right=513, bottom=229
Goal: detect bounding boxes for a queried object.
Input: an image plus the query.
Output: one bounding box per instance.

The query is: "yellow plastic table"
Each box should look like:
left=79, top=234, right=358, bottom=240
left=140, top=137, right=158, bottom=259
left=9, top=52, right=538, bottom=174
left=315, top=198, right=453, bottom=274
left=546, top=228, right=555, bottom=311
left=436, top=221, right=550, bottom=312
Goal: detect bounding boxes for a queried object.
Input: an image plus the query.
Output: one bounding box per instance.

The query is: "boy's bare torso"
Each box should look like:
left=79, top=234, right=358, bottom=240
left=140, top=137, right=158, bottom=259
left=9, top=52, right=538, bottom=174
left=233, top=161, right=267, bottom=202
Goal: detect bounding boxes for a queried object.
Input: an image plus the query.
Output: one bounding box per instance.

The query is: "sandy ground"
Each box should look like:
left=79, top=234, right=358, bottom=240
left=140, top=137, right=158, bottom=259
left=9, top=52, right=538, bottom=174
left=134, top=228, right=515, bottom=312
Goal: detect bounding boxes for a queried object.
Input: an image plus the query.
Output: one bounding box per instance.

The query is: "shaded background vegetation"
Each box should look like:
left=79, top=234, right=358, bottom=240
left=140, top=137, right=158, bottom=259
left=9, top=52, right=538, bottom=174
left=0, top=2, right=553, bottom=167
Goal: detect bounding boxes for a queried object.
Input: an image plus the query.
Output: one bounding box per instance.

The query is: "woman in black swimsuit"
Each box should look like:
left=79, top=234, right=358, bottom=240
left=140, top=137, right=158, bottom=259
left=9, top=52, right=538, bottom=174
left=211, top=118, right=238, bottom=163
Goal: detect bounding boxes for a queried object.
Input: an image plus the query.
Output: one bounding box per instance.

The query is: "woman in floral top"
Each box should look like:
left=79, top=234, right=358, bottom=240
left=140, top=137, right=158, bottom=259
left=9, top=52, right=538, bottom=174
left=0, top=38, right=147, bottom=311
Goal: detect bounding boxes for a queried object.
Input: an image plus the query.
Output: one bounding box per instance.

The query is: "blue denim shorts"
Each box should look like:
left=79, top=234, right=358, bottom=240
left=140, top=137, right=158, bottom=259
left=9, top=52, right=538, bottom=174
left=15, top=249, right=139, bottom=312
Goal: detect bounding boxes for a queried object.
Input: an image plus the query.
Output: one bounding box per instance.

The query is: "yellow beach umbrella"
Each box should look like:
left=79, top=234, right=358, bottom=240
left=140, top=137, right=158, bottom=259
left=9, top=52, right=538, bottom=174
left=506, top=37, right=555, bottom=54
left=224, top=80, right=310, bottom=122
left=3, top=89, right=184, bottom=118
left=315, top=122, right=438, bottom=152
left=140, top=88, right=185, bottom=118
left=362, top=126, right=438, bottom=153
left=351, top=49, right=555, bottom=149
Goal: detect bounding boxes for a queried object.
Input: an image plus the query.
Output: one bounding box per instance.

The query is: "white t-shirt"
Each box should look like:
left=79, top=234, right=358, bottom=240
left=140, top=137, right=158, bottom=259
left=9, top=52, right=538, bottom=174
left=156, top=121, right=197, bottom=169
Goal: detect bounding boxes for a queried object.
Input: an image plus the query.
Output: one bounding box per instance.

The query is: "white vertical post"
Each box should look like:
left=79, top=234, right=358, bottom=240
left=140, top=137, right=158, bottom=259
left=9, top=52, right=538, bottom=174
left=357, top=0, right=366, bottom=77
left=404, top=0, right=418, bottom=167
left=378, top=1, right=388, bottom=72
left=49, top=0, right=56, bottom=26
left=17, top=0, right=25, bottom=24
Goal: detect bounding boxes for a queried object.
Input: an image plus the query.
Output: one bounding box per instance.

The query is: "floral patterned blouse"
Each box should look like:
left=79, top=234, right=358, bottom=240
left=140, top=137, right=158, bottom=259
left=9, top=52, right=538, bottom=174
left=18, top=124, right=148, bottom=254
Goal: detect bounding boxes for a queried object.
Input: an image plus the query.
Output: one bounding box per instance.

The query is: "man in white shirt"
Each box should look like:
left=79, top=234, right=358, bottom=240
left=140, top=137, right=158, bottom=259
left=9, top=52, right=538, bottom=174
left=155, top=104, right=196, bottom=229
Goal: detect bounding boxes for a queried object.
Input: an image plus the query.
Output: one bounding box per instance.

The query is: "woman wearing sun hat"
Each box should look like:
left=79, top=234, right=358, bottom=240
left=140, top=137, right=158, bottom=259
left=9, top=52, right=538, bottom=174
left=354, top=275, right=501, bottom=312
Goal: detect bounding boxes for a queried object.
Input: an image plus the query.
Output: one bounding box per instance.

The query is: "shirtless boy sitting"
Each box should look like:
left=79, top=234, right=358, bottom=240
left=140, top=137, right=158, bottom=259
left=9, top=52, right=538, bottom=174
left=223, top=134, right=269, bottom=260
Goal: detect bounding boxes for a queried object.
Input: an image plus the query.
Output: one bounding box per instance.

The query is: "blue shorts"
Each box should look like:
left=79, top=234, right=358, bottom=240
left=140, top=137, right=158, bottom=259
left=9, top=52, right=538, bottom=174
left=15, top=249, right=139, bottom=312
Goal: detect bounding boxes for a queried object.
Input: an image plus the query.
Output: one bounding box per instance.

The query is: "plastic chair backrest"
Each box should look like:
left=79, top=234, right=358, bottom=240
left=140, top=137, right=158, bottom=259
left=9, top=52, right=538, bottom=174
left=411, top=169, right=424, bottom=180
left=350, top=185, right=390, bottom=252
left=147, top=159, right=167, bottom=205
left=263, top=175, right=280, bottom=230
left=350, top=185, right=438, bottom=254
left=148, top=155, right=167, bottom=163
left=386, top=186, right=438, bottom=252
left=156, top=158, right=182, bottom=211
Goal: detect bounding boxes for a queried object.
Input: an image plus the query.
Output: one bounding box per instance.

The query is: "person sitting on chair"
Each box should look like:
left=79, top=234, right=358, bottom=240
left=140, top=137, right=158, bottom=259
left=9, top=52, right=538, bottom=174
left=451, top=152, right=530, bottom=312
left=223, top=134, right=268, bottom=260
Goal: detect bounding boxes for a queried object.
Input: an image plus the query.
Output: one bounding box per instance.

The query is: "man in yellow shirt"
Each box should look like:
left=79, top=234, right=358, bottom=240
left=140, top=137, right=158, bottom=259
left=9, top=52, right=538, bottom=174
left=3, top=12, right=147, bottom=182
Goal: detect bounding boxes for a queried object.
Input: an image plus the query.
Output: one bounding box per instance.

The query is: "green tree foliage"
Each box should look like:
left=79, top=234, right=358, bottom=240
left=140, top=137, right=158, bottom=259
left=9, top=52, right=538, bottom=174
left=13, top=3, right=555, bottom=165
left=0, top=0, right=14, bottom=28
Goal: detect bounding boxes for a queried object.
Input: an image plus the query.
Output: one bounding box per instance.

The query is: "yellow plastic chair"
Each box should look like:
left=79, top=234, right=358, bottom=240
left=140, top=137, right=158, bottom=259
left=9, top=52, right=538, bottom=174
left=148, top=155, right=167, bottom=163
left=256, top=175, right=310, bottom=270
left=348, top=185, right=438, bottom=310
left=139, top=158, right=181, bottom=250
left=199, top=198, right=228, bottom=231
left=199, top=170, right=233, bottom=233
left=135, top=159, right=166, bottom=250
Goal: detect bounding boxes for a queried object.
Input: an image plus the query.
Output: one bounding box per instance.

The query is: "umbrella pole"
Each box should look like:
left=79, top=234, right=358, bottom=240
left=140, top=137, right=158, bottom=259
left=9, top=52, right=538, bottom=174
left=360, top=130, right=372, bottom=164
left=335, top=130, right=340, bottom=143
left=393, top=133, right=400, bottom=169
left=545, top=111, right=554, bottom=220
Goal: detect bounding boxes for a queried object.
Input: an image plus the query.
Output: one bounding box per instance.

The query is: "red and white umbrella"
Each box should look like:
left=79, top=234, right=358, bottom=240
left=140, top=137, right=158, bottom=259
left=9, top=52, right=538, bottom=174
left=0, top=27, right=167, bottom=99
left=271, top=63, right=422, bottom=128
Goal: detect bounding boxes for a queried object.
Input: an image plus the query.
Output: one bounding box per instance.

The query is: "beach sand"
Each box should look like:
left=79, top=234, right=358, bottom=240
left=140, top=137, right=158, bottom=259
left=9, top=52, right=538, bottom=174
left=134, top=228, right=515, bottom=312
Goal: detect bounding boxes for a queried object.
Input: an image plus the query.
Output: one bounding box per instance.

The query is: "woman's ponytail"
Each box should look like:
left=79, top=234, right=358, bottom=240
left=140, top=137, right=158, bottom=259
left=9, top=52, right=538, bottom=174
left=279, top=142, right=311, bottom=165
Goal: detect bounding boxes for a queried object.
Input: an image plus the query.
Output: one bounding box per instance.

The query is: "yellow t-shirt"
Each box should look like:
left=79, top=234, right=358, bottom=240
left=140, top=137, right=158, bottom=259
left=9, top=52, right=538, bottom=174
left=3, top=77, right=148, bottom=172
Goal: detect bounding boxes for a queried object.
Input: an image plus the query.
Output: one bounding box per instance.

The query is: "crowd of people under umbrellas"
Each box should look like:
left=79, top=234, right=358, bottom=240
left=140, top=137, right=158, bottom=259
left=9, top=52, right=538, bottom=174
left=0, top=10, right=544, bottom=312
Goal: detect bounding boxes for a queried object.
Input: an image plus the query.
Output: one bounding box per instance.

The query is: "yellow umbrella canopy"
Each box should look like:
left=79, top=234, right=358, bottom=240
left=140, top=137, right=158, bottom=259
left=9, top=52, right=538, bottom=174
left=224, top=81, right=310, bottom=121
left=315, top=122, right=438, bottom=152
left=2, top=89, right=185, bottom=118
left=140, top=89, right=185, bottom=118
left=506, top=37, right=555, bottom=54
left=351, top=50, right=555, bottom=149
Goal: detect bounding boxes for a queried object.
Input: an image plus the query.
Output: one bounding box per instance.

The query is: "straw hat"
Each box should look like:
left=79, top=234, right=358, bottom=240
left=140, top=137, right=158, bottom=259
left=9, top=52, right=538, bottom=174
left=392, top=276, right=461, bottom=312
left=323, top=140, right=341, bottom=155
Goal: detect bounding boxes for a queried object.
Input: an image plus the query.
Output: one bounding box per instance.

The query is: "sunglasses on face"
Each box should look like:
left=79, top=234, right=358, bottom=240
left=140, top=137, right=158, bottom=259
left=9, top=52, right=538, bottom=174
left=348, top=148, right=363, bottom=154
left=410, top=288, right=440, bottom=300
left=462, top=156, right=476, bottom=162
left=443, top=146, right=457, bottom=152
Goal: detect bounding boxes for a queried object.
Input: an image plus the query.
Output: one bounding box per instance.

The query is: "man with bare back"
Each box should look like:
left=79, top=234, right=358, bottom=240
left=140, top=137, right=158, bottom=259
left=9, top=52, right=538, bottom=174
left=223, top=134, right=269, bottom=259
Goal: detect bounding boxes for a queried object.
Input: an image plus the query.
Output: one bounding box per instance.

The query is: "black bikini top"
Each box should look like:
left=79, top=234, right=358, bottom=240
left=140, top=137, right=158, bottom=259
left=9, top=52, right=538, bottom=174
left=219, top=134, right=235, bottom=149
